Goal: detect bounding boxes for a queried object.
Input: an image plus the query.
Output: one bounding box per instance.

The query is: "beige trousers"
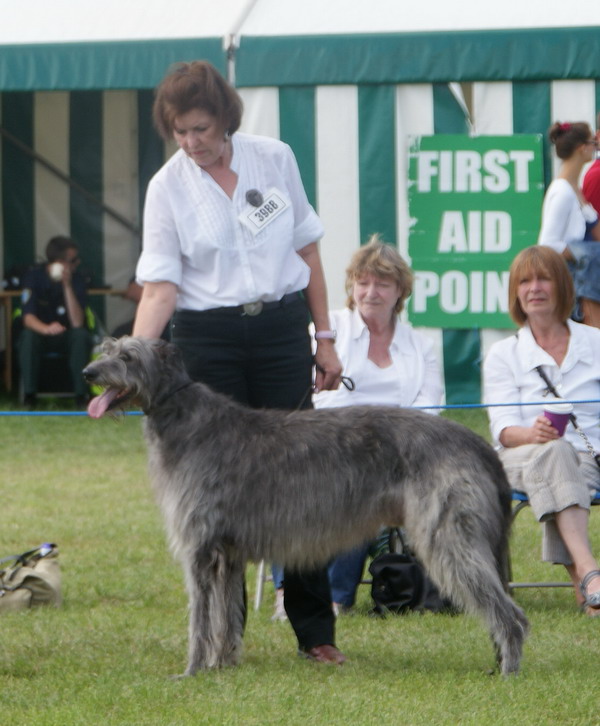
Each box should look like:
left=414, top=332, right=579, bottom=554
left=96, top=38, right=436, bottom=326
left=500, top=438, right=600, bottom=565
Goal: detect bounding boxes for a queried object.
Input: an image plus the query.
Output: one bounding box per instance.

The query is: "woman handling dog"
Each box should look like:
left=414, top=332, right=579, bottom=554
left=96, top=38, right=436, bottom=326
left=133, top=61, right=345, bottom=665
left=312, top=236, right=443, bottom=613
left=484, top=246, right=600, bottom=615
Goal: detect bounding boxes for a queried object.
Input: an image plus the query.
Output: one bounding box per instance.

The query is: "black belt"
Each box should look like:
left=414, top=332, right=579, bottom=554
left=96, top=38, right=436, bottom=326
left=184, top=292, right=302, bottom=317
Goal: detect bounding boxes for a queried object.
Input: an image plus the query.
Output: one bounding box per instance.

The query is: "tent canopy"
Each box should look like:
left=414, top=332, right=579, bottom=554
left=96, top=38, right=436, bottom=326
left=1, top=0, right=600, bottom=90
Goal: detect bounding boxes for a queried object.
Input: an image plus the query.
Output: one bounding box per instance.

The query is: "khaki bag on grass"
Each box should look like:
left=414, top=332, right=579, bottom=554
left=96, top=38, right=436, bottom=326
left=0, top=544, right=61, bottom=612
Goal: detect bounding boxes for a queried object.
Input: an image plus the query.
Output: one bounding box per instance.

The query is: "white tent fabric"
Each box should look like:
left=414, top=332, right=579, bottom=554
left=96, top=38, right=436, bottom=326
left=239, top=0, right=600, bottom=34
left=0, top=0, right=253, bottom=43
left=1, top=0, right=598, bottom=44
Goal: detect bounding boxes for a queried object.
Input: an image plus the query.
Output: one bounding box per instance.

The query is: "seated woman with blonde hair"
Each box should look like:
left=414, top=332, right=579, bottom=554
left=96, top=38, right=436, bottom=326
left=313, top=234, right=444, bottom=613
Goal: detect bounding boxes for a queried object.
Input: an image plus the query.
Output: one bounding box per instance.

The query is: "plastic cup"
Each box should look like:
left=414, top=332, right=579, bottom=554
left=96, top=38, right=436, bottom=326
left=543, top=401, right=573, bottom=436
left=49, top=262, right=64, bottom=281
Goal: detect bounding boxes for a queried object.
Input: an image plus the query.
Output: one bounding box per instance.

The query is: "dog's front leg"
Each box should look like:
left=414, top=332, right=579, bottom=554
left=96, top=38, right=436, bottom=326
left=182, top=546, right=246, bottom=675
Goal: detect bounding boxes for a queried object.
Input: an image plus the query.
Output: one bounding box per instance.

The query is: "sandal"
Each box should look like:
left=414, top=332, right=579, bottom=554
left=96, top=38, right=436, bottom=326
left=580, top=570, right=600, bottom=609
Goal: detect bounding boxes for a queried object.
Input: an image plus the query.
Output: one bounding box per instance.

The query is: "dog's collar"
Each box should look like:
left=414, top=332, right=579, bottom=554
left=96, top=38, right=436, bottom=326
left=145, top=381, right=195, bottom=415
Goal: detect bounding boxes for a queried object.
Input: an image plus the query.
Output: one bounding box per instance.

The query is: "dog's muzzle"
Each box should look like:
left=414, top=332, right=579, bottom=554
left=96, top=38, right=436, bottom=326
left=82, top=365, right=98, bottom=383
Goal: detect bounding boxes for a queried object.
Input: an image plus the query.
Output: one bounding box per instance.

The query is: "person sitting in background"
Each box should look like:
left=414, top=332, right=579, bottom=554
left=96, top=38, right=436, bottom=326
left=537, top=121, right=600, bottom=327
left=19, top=235, right=92, bottom=408
left=111, top=279, right=143, bottom=338
left=484, top=245, right=600, bottom=615
left=313, top=235, right=443, bottom=614
left=111, top=279, right=170, bottom=340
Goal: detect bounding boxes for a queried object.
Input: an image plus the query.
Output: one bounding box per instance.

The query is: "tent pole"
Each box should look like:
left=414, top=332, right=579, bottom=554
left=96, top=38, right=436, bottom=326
left=224, top=0, right=259, bottom=86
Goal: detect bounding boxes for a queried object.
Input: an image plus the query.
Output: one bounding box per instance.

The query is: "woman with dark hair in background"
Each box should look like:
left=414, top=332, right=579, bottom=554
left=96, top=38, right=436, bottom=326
left=582, top=112, right=600, bottom=214
left=538, top=121, right=600, bottom=327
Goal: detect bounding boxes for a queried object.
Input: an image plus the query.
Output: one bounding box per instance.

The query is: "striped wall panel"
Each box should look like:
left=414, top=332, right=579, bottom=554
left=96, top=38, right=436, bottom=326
left=1, top=79, right=599, bottom=398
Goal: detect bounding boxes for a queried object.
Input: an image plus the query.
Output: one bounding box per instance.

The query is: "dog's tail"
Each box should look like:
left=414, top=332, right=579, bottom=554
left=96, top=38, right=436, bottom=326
left=404, top=458, right=529, bottom=675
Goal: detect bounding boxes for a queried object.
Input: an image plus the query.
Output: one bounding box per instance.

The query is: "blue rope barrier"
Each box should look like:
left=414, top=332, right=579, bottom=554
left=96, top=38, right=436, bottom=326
left=1, top=399, right=598, bottom=416
left=417, top=399, right=600, bottom=411
left=0, top=410, right=143, bottom=417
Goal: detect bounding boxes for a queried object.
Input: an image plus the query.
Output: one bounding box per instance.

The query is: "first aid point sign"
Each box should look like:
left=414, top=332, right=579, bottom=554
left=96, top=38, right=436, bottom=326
left=407, top=135, right=544, bottom=328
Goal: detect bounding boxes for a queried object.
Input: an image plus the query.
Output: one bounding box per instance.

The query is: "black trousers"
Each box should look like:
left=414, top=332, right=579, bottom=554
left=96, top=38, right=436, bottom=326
left=172, top=297, right=336, bottom=651
left=19, top=326, right=92, bottom=397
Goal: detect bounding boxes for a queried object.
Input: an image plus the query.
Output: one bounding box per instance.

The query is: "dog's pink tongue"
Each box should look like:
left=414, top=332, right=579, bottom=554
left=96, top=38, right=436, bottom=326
left=87, top=389, right=120, bottom=419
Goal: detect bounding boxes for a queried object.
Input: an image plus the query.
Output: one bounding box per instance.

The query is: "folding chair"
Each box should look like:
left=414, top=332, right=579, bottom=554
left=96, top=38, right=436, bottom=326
left=508, top=489, right=600, bottom=592
left=253, top=561, right=272, bottom=611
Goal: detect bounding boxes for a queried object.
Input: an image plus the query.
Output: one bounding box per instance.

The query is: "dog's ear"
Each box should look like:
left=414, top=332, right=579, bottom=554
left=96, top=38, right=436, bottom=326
left=100, top=336, right=118, bottom=354
left=156, top=339, right=185, bottom=368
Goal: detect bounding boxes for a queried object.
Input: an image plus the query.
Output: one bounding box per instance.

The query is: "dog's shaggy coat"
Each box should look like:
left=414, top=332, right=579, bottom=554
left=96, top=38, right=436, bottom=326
left=83, top=336, right=528, bottom=676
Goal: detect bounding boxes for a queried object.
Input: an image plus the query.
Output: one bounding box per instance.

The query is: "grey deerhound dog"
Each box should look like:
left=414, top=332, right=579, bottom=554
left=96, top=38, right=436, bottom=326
left=83, top=336, right=528, bottom=676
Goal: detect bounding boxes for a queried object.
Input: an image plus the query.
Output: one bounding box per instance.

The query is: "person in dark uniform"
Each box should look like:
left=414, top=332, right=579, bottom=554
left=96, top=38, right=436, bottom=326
left=19, top=235, right=92, bottom=408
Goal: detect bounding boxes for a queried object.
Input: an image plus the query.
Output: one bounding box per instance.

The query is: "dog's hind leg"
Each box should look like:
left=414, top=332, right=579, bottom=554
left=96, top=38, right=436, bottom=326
left=456, top=555, right=528, bottom=676
left=182, top=546, right=246, bottom=675
left=407, top=514, right=529, bottom=676
left=421, top=543, right=528, bottom=674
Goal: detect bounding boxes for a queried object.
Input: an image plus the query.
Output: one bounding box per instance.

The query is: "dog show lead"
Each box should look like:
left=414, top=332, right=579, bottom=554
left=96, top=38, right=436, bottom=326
left=131, top=60, right=346, bottom=666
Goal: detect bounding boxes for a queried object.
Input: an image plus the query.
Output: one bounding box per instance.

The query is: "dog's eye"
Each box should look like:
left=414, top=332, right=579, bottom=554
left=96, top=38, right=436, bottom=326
left=119, top=353, right=132, bottom=362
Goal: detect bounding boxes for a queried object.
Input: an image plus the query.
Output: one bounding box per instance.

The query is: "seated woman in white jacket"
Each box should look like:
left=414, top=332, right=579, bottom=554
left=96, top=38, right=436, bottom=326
left=313, top=235, right=444, bottom=613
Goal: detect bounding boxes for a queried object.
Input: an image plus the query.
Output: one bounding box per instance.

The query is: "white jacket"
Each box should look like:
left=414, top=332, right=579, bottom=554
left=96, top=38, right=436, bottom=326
left=313, top=307, right=443, bottom=411
left=484, top=319, right=600, bottom=452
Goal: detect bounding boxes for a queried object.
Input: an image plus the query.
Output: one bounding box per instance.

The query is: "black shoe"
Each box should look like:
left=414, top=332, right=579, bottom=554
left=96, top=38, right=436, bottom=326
left=23, top=394, right=37, bottom=410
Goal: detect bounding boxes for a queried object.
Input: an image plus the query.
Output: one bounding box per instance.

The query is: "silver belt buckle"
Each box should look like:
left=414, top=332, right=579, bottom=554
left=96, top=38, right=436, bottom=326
left=242, top=301, right=263, bottom=316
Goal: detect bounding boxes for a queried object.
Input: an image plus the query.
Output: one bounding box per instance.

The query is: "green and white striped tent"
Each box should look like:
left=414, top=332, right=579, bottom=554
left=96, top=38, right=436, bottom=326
left=1, top=0, right=599, bottom=400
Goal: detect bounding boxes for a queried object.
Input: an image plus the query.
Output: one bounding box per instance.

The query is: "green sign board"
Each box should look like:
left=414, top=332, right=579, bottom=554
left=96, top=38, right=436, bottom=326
left=407, top=135, right=544, bottom=328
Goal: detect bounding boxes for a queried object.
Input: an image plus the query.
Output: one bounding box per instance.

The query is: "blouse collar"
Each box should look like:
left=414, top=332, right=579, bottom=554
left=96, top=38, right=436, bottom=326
left=348, top=307, right=410, bottom=354
left=517, top=319, right=594, bottom=373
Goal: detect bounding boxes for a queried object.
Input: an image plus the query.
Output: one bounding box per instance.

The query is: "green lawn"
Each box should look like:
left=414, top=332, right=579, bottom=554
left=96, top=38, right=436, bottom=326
left=0, top=408, right=598, bottom=725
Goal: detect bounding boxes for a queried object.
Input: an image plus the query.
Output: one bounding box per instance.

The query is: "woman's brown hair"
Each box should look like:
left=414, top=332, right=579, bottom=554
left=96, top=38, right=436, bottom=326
left=508, top=245, right=574, bottom=325
left=152, top=61, right=243, bottom=141
left=548, top=121, right=593, bottom=160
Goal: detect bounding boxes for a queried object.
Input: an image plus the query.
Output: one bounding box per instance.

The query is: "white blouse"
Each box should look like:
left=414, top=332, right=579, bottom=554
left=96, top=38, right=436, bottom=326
left=313, top=307, right=443, bottom=411
left=136, top=133, right=324, bottom=311
left=537, top=178, right=598, bottom=253
left=484, top=320, right=600, bottom=452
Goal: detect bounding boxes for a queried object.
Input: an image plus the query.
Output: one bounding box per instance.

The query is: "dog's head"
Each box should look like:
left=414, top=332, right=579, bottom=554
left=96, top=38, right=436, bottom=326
left=83, top=336, right=189, bottom=417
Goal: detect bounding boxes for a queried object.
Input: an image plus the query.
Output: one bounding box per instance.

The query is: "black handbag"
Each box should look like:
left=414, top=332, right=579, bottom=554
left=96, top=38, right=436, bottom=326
left=368, top=530, right=455, bottom=615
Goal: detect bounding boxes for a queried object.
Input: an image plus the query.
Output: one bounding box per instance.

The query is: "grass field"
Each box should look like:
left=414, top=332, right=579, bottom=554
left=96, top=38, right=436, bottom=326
left=1, top=405, right=599, bottom=725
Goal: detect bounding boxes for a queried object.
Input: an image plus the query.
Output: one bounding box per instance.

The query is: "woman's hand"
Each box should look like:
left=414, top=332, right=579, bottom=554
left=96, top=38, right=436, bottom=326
left=528, top=414, right=561, bottom=443
left=313, top=340, right=342, bottom=393
left=499, top=416, right=560, bottom=447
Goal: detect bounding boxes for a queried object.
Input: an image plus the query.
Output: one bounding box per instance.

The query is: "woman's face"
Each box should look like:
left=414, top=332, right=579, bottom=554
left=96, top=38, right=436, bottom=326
left=516, top=269, right=557, bottom=319
left=352, top=273, right=400, bottom=321
left=172, top=108, right=228, bottom=169
left=582, top=136, right=599, bottom=163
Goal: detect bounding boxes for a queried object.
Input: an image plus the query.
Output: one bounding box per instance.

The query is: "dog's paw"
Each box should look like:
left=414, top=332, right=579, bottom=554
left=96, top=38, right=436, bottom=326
left=169, top=672, right=194, bottom=681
